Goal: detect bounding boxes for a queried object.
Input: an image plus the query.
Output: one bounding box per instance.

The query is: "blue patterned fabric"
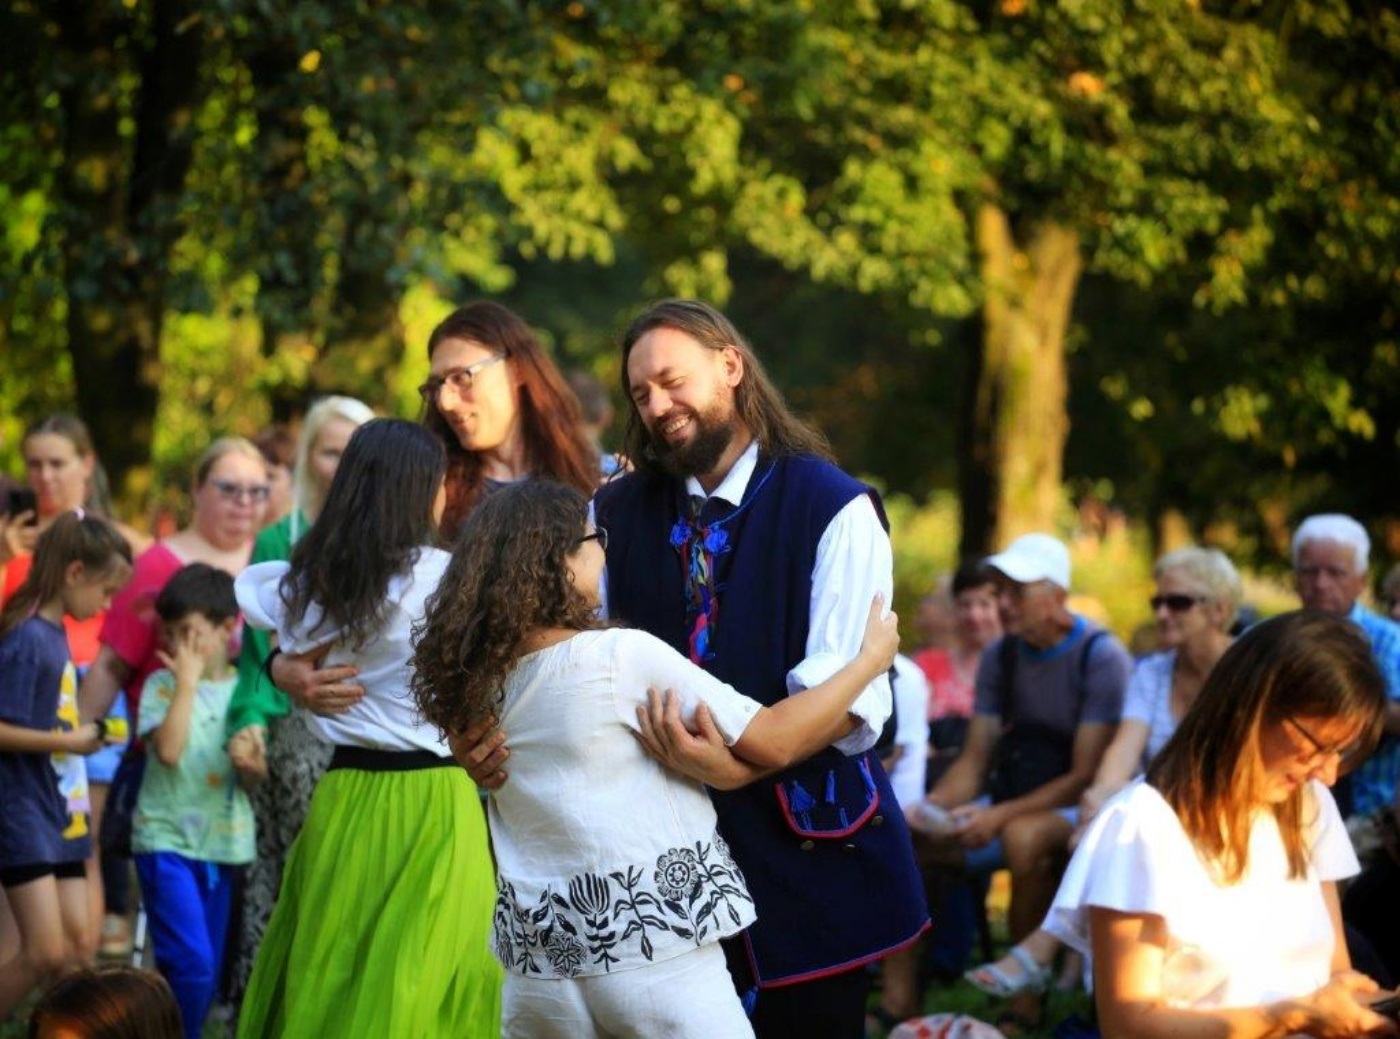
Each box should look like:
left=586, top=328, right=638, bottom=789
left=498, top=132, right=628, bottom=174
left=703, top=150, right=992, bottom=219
left=1347, top=603, right=1400, bottom=817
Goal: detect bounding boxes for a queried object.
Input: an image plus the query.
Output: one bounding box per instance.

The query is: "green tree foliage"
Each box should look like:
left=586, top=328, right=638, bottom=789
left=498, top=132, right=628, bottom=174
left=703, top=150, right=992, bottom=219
left=1, top=0, right=1395, bottom=563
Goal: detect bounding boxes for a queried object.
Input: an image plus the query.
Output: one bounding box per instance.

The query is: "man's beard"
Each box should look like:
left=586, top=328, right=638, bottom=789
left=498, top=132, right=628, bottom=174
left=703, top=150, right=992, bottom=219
left=650, top=404, right=736, bottom=479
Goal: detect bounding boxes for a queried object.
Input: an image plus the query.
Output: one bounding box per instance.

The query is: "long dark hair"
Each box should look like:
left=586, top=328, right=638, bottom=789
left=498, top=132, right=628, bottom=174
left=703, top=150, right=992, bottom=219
left=422, top=302, right=598, bottom=539
left=1147, top=610, right=1385, bottom=882
left=28, top=965, right=182, bottom=1039
left=411, top=480, right=601, bottom=736
left=618, top=299, right=835, bottom=475
left=282, top=419, right=445, bottom=650
left=0, top=513, right=132, bottom=641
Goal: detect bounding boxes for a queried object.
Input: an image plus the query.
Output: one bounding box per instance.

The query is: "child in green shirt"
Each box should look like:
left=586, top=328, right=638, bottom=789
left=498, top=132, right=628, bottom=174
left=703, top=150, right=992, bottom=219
left=132, top=563, right=255, bottom=1039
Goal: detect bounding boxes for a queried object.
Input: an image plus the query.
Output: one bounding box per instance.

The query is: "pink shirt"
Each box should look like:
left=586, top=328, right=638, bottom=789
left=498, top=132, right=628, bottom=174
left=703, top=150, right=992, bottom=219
left=913, top=647, right=975, bottom=721
left=100, top=542, right=184, bottom=718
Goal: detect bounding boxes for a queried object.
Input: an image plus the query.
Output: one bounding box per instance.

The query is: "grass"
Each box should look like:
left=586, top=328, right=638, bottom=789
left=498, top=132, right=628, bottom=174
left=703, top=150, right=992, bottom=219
left=866, top=870, right=1096, bottom=1039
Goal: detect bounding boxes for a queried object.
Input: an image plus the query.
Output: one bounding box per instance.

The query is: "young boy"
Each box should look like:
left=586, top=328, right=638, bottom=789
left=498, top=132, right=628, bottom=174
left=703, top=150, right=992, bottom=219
left=132, top=563, right=255, bottom=1039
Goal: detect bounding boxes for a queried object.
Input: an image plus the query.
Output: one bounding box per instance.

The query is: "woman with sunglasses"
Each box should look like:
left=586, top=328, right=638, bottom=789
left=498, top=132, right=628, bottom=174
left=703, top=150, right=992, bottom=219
left=1044, top=611, right=1397, bottom=1037
left=80, top=438, right=267, bottom=729
left=967, top=547, right=1242, bottom=1000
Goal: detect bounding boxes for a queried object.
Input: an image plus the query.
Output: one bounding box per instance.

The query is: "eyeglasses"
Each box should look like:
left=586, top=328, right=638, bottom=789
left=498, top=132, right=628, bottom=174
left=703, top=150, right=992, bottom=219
left=1150, top=594, right=1207, bottom=613
left=1284, top=715, right=1362, bottom=768
left=418, top=352, right=510, bottom=404
left=574, top=526, right=608, bottom=551
left=209, top=480, right=270, bottom=504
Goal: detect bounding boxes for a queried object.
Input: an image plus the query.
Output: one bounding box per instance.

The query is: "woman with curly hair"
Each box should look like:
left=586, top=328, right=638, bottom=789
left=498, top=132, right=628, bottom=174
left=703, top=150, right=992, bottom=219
left=232, top=419, right=500, bottom=1038
left=268, top=301, right=602, bottom=729
left=411, top=479, right=899, bottom=1039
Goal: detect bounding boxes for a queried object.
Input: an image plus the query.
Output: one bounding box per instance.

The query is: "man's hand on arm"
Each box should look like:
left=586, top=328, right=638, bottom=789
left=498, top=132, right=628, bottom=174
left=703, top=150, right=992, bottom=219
left=635, top=687, right=770, bottom=792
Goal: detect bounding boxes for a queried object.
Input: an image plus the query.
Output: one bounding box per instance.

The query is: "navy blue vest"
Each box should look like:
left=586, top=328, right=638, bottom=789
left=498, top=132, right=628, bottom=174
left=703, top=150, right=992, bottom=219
left=595, top=454, right=929, bottom=985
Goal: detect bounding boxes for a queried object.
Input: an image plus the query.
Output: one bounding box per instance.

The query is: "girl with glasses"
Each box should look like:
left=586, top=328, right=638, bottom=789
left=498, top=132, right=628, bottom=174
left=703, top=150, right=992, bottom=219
left=1046, top=612, right=1397, bottom=1037
left=410, top=480, right=899, bottom=1039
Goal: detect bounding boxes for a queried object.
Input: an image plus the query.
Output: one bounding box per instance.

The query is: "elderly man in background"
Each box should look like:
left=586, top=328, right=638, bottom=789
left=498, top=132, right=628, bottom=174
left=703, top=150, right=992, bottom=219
left=1293, top=513, right=1400, bottom=859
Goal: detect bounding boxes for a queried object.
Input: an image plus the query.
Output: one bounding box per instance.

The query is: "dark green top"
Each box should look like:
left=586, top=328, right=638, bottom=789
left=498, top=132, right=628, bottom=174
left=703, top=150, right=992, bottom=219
left=225, top=512, right=304, bottom=737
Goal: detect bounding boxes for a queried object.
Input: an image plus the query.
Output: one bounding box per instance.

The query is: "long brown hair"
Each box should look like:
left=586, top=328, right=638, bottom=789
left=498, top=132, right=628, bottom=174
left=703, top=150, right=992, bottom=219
left=422, top=302, right=598, bottom=539
left=411, top=480, right=602, bottom=736
left=618, top=299, right=835, bottom=476
left=0, top=513, right=132, bottom=641
left=1147, top=610, right=1385, bottom=882
left=28, top=965, right=182, bottom=1039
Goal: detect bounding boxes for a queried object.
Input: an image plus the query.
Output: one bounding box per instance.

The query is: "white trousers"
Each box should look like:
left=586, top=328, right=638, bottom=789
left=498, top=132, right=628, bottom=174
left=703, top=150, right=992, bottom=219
left=502, top=941, right=756, bottom=1039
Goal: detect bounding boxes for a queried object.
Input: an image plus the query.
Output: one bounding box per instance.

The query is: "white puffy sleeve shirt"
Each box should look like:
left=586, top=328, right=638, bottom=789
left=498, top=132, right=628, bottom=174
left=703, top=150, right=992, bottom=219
left=234, top=549, right=451, bottom=754
left=488, top=628, right=761, bottom=978
left=1045, top=778, right=1358, bottom=1009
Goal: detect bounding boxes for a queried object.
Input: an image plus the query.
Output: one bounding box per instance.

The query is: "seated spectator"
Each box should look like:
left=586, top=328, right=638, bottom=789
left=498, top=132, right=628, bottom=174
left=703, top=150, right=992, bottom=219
left=1046, top=612, right=1396, bottom=1038
left=918, top=533, right=1131, bottom=1032
left=870, top=562, right=1005, bottom=1032
left=1292, top=514, right=1400, bottom=860
left=914, top=562, right=1003, bottom=787
left=965, top=546, right=1241, bottom=999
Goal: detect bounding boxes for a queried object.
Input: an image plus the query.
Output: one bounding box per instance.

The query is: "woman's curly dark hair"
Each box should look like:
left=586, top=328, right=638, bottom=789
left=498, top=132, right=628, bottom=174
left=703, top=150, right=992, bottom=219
left=411, top=480, right=602, bottom=736
left=282, top=419, right=445, bottom=650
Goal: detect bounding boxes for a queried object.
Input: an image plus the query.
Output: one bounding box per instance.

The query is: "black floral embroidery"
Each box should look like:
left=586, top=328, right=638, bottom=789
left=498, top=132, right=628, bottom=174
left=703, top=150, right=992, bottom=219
left=492, top=833, right=753, bottom=977
left=654, top=848, right=700, bottom=900
left=544, top=931, right=587, bottom=976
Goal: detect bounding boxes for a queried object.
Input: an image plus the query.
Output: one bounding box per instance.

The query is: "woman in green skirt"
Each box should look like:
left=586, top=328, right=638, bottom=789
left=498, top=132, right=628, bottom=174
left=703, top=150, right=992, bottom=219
left=232, top=419, right=501, bottom=1037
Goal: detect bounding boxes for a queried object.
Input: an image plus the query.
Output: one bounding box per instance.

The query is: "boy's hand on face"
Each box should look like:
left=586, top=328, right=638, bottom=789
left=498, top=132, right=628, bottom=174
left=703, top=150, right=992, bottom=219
left=156, top=625, right=208, bottom=687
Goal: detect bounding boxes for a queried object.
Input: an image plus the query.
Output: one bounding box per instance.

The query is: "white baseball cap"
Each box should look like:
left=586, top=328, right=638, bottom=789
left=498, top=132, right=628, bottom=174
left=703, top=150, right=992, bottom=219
left=986, top=533, right=1071, bottom=591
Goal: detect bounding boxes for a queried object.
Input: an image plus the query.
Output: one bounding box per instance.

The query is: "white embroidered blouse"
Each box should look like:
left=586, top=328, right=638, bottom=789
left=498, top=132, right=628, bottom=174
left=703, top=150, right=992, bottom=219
left=489, top=628, right=761, bottom=978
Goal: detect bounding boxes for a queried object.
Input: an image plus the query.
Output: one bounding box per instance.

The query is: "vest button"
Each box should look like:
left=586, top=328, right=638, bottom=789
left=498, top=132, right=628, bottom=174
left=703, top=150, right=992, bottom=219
left=871, top=814, right=885, bottom=826
left=799, top=840, right=815, bottom=852
left=842, top=842, right=857, bottom=853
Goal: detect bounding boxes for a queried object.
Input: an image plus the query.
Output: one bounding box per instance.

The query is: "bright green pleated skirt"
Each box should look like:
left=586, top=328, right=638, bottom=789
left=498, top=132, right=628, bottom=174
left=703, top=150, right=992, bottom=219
left=237, top=763, right=503, bottom=1038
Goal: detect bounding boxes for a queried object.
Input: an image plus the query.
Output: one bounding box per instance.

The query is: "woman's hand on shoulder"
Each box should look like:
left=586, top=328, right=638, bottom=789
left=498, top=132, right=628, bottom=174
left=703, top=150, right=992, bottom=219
left=270, top=646, right=362, bottom=716
left=634, top=687, right=765, bottom=791
left=449, top=714, right=510, bottom=791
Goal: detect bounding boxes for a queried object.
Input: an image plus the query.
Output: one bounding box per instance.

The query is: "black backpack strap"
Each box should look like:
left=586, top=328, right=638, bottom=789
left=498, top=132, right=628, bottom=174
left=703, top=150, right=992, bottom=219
left=996, top=635, right=1018, bottom=726
left=1075, top=629, right=1108, bottom=715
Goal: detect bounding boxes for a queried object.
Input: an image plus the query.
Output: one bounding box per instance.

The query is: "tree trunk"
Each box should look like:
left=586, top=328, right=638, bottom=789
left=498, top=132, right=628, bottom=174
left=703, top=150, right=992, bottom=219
left=959, top=203, right=1082, bottom=556
left=312, top=199, right=406, bottom=406
left=247, top=28, right=321, bottom=422
left=55, top=0, right=204, bottom=513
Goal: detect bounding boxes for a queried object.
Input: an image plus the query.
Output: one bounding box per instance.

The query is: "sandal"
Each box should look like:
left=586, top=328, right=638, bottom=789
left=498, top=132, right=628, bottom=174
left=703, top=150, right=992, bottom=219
left=963, top=944, right=1051, bottom=998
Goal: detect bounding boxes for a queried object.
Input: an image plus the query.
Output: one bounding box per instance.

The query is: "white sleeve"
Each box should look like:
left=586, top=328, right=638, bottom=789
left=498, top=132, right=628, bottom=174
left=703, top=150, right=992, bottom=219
left=786, top=493, right=894, bottom=755
left=1307, top=780, right=1361, bottom=882
left=1044, top=783, right=1191, bottom=959
left=610, top=631, right=762, bottom=745
left=888, top=655, right=930, bottom=807
left=232, top=560, right=333, bottom=653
